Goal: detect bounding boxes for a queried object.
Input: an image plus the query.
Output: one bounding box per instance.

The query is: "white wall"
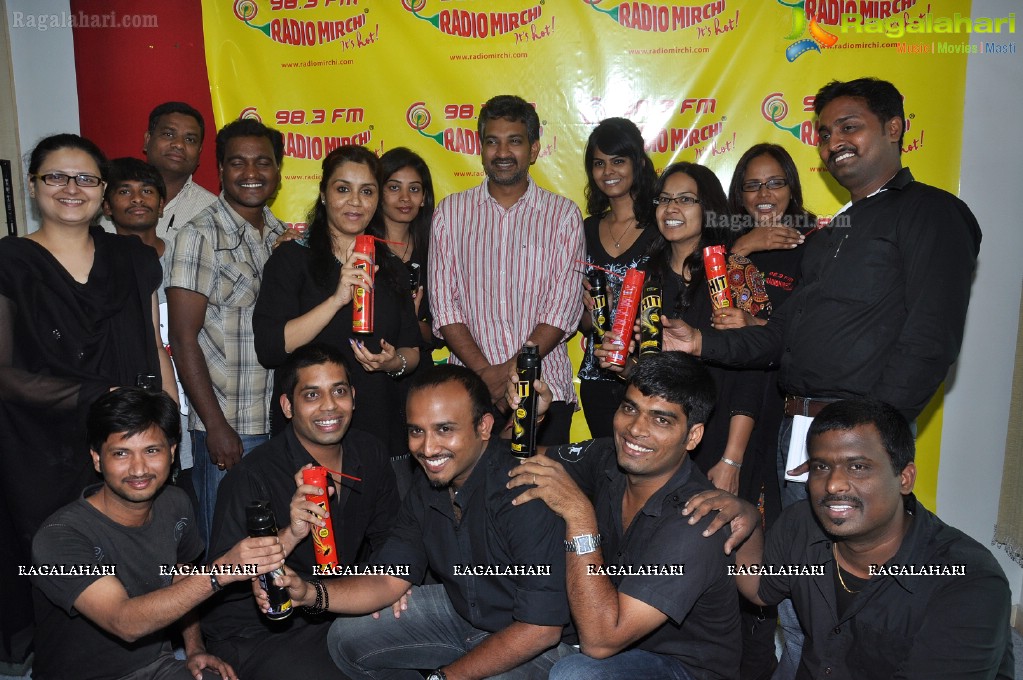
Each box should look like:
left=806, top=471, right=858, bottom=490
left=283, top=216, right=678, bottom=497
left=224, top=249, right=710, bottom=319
left=6, top=0, right=78, bottom=232
left=937, top=0, right=1023, bottom=604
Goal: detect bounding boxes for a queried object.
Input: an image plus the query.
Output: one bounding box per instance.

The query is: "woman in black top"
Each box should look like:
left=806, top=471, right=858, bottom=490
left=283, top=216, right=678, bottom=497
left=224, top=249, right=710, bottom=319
left=577, top=118, right=658, bottom=437
left=0, top=134, right=174, bottom=657
left=369, top=147, right=437, bottom=350
left=644, top=163, right=766, bottom=493
left=253, top=146, right=419, bottom=492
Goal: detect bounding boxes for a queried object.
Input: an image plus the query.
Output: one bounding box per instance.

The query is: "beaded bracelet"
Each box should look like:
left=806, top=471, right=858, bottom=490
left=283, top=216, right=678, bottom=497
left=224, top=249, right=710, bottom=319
left=387, top=351, right=408, bottom=378
left=303, top=578, right=329, bottom=614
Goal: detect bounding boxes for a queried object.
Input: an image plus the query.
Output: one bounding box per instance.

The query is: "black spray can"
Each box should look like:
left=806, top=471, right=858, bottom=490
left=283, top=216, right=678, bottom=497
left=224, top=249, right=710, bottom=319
left=639, top=277, right=662, bottom=356
left=246, top=501, right=293, bottom=620
left=587, top=270, right=612, bottom=343
left=510, top=345, right=541, bottom=459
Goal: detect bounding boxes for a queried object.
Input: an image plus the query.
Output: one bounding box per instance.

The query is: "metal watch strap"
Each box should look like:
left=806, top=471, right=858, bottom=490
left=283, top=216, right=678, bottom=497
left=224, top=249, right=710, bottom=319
left=565, top=533, right=601, bottom=554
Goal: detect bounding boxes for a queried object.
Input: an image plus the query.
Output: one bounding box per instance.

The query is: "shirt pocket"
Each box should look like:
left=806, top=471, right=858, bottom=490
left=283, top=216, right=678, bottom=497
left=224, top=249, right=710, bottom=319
left=217, top=261, right=259, bottom=308
left=824, top=236, right=901, bottom=305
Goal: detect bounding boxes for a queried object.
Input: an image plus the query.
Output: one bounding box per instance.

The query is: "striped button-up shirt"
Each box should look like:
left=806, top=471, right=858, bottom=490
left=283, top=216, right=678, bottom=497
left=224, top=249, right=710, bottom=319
left=430, top=179, right=585, bottom=403
left=166, top=195, right=283, bottom=434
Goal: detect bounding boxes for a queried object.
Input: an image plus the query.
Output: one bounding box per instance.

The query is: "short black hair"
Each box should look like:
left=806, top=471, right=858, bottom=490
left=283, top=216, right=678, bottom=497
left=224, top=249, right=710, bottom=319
left=147, top=101, right=206, bottom=143
left=28, top=133, right=107, bottom=177
left=628, top=352, right=716, bottom=429
left=583, top=117, right=657, bottom=226
left=87, top=388, right=180, bottom=453
left=477, top=95, right=540, bottom=144
left=277, top=343, right=352, bottom=403
left=808, top=399, right=915, bottom=473
left=104, top=157, right=167, bottom=203
left=215, top=118, right=285, bottom=167
left=407, top=364, right=491, bottom=427
left=814, top=78, right=905, bottom=147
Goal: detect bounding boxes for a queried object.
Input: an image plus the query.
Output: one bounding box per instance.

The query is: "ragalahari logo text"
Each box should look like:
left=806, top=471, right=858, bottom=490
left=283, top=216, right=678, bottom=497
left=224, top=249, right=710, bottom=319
left=582, top=0, right=728, bottom=33
left=403, top=0, right=545, bottom=39
left=232, top=0, right=378, bottom=50
left=776, top=0, right=838, bottom=61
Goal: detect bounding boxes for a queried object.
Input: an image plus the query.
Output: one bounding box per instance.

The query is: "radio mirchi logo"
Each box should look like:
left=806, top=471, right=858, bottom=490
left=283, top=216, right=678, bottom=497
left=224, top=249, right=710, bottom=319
left=403, top=0, right=544, bottom=39
left=760, top=92, right=818, bottom=146
left=406, top=101, right=482, bottom=156
left=232, top=0, right=374, bottom=48
left=583, top=0, right=727, bottom=32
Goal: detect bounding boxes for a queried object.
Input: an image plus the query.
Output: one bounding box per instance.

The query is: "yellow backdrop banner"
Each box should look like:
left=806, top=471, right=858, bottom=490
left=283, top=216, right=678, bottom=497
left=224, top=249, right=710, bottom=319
left=202, top=0, right=993, bottom=506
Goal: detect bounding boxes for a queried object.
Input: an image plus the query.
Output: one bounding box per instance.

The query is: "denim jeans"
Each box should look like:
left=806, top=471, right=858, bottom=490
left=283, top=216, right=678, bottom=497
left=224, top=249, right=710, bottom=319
left=550, top=649, right=697, bottom=680
left=773, top=416, right=806, bottom=680
left=327, top=584, right=577, bottom=679
left=191, top=429, right=268, bottom=553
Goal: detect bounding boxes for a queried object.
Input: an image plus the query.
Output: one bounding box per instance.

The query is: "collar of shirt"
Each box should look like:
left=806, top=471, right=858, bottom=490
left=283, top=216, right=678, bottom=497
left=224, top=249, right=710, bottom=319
left=164, top=174, right=196, bottom=213
left=475, top=176, right=539, bottom=210
left=602, top=453, right=697, bottom=520
left=808, top=493, right=929, bottom=594
left=425, top=439, right=498, bottom=520
left=282, top=423, right=366, bottom=513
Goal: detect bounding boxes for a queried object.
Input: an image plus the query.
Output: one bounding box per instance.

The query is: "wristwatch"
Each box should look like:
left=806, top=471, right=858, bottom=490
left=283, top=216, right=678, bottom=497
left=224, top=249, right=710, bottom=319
left=565, top=534, right=601, bottom=555
left=426, top=670, right=447, bottom=680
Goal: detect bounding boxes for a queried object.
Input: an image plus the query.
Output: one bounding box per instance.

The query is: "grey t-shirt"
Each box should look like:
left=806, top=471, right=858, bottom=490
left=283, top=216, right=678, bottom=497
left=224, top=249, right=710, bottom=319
left=31, top=484, right=203, bottom=680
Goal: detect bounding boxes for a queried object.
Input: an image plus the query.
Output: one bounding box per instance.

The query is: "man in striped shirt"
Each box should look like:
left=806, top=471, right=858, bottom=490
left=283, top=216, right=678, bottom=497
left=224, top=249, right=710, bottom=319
left=429, top=95, right=585, bottom=443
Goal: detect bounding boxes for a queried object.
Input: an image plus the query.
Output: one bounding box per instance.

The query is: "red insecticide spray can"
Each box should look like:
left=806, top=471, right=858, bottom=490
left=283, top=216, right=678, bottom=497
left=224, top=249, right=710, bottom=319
left=703, top=245, right=733, bottom=310
left=352, top=234, right=375, bottom=334
left=302, top=466, right=339, bottom=574
left=606, top=268, right=645, bottom=367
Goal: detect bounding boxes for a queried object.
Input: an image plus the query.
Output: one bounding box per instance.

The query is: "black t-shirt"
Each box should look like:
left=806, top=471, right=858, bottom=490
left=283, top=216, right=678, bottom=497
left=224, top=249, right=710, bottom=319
left=759, top=496, right=1014, bottom=680
left=373, top=439, right=573, bottom=636
left=31, top=485, right=203, bottom=680
left=203, top=425, right=398, bottom=641
left=547, top=438, right=741, bottom=680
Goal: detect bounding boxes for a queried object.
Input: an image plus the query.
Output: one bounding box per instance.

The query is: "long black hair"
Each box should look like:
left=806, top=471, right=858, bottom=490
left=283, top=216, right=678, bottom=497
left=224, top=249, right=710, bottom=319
left=369, top=147, right=435, bottom=265
left=645, top=162, right=729, bottom=314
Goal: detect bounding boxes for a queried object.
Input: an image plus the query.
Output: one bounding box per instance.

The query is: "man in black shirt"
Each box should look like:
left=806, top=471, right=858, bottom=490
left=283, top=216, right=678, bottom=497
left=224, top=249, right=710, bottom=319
left=203, top=343, right=398, bottom=679
left=31, top=388, right=284, bottom=680
left=659, top=77, right=981, bottom=442
left=509, top=352, right=740, bottom=680
left=687, top=399, right=1014, bottom=680
left=654, top=78, right=983, bottom=678
left=274, top=364, right=576, bottom=679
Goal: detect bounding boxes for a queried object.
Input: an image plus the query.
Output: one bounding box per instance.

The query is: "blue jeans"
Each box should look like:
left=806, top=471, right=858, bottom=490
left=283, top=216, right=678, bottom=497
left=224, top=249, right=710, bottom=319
left=773, top=417, right=806, bottom=680
left=327, top=584, right=577, bottom=679
left=550, top=650, right=697, bottom=680
left=191, top=430, right=268, bottom=553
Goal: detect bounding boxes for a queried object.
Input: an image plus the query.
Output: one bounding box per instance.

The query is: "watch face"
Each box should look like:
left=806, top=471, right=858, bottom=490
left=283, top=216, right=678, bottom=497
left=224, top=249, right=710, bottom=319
left=577, top=535, right=598, bottom=554
left=427, top=673, right=445, bottom=680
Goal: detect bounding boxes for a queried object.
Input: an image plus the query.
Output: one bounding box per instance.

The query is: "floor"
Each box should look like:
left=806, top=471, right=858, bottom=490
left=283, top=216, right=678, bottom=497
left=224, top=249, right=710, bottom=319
left=3, top=631, right=1022, bottom=678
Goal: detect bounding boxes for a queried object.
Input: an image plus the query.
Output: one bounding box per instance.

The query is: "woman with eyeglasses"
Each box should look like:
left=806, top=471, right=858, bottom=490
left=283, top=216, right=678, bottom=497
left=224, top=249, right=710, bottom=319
left=716, top=143, right=818, bottom=329
left=577, top=118, right=659, bottom=437
left=635, top=162, right=781, bottom=680
left=0, top=134, right=176, bottom=649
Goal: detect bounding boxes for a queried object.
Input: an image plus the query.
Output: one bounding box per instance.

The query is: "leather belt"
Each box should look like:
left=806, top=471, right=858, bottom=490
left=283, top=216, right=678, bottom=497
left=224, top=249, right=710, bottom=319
left=783, top=395, right=837, bottom=418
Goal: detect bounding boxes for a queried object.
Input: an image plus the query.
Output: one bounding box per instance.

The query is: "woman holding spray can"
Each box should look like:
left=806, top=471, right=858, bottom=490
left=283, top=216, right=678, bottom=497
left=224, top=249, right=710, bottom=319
left=253, top=145, right=420, bottom=493
left=577, top=118, right=659, bottom=437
